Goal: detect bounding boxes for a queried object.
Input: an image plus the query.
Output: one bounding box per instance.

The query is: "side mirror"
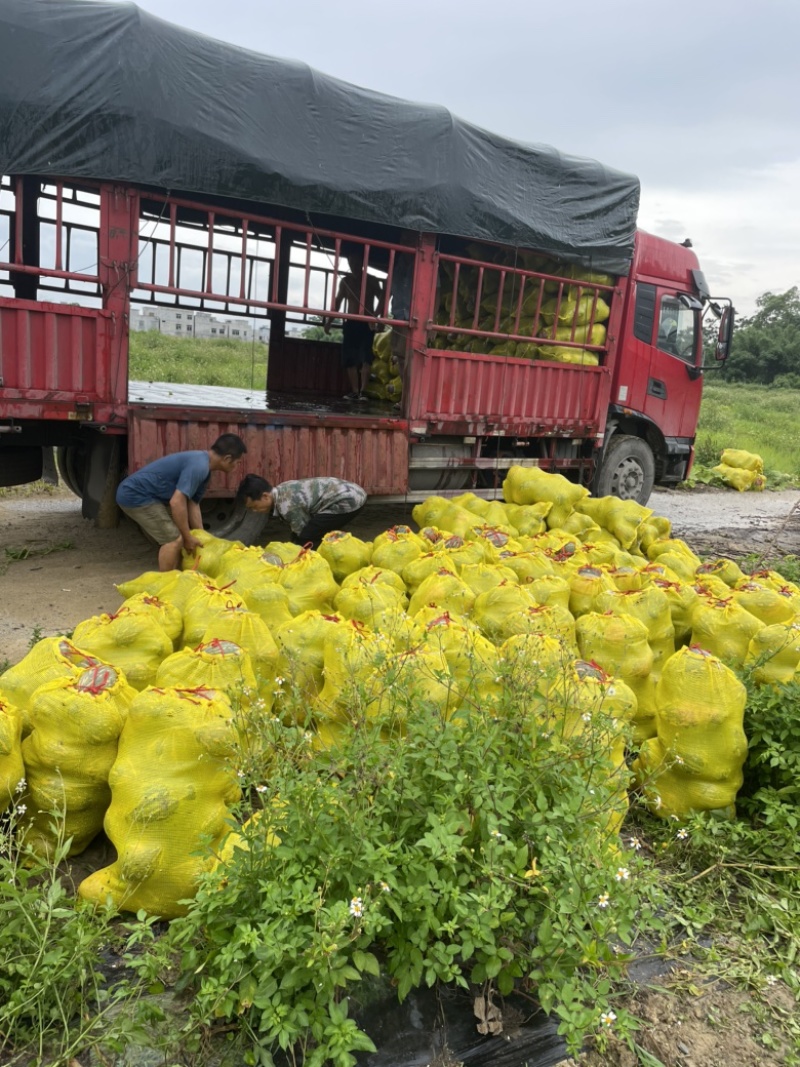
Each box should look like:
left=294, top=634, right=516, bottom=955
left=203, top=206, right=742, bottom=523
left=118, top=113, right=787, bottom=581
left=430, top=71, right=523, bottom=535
left=716, top=306, right=734, bottom=361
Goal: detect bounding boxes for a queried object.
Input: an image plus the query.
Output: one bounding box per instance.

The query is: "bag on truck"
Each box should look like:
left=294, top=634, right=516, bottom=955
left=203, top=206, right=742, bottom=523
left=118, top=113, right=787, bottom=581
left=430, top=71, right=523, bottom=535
left=78, top=685, right=240, bottom=918
left=21, top=664, right=135, bottom=858
left=72, top=609, right=174, bottom=691
left=633, top=646, right=748, bottom=820
left=0, top=697, right=24, bottom=813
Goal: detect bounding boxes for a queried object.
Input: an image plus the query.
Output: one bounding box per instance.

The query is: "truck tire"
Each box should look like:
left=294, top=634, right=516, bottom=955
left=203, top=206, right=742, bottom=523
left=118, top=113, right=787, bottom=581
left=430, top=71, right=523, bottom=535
left=56, top=444, right=87, bottom=498
left=81, top=435, right=122, bottom=529
left=200, top=497, right=270, bottom=545
left=594, top=434, right=655, bottom=505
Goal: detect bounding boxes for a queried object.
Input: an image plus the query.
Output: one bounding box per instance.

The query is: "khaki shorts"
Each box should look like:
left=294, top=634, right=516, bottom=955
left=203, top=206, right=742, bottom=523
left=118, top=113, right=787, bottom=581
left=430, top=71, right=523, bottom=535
left=120, top=502, right=180, bottom=545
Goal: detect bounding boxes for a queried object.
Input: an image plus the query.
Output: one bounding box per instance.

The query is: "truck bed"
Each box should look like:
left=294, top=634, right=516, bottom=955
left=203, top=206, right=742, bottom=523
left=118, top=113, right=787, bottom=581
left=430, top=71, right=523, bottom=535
left=128, top=380, right=396, bottom=419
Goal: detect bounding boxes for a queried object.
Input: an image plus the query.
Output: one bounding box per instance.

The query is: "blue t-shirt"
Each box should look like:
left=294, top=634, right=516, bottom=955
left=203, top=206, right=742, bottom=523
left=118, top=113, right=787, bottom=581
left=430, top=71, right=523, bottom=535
left=116, top=451, right=211, bottom=508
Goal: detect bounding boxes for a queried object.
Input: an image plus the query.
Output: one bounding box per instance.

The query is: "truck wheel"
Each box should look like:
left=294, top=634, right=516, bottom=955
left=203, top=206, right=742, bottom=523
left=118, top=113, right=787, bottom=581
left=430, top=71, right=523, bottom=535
left=201, top=497, right=269, bottom=545
left=594, top=435, right=655, bottom=504
left=56, top=444, right=87, bottom=498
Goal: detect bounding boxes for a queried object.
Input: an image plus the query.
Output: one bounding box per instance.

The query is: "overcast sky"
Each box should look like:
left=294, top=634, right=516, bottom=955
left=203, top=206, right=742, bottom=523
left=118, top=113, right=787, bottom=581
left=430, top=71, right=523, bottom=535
left=137, top=0, right=799, bottom=317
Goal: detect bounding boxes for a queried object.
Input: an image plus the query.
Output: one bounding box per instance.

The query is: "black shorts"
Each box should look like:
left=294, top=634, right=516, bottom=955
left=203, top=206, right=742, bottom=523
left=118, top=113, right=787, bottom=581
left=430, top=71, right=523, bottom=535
left=341, top=320, right=375, bottom=369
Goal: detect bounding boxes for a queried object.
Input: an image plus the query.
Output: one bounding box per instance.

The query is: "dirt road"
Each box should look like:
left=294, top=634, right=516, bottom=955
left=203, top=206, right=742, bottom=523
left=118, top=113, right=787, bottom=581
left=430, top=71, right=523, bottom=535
left=2, top=485, right=800, bottom=668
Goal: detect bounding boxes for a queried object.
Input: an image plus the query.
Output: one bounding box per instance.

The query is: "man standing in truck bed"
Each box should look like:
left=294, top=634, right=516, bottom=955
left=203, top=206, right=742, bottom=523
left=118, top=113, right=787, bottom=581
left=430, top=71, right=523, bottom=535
left=116, top=434, right=247, bottom=570
left=326, top=250, right=383, bottom=400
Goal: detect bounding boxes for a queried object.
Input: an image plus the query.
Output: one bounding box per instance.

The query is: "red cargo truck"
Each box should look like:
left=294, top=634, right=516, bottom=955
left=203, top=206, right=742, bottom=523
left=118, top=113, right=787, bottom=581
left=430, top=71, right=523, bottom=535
left=0, top=1, right=733, bottom=543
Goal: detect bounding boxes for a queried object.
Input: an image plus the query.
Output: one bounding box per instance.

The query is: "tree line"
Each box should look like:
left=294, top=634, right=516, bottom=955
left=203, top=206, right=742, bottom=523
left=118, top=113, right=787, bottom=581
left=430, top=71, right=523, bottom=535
left=713, top=287, right=800, bottom=385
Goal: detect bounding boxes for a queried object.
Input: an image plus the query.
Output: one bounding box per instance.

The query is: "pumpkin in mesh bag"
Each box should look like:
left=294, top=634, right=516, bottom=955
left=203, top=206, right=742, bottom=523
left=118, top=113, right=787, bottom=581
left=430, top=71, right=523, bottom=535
left=645, top=578, right=699, bottom=646
left=78, top=686, right=240, bottom=918
left=180, top=579, right=248, bottom=648
left=494, top=549, right=555, bottom=583
left=690, top=598, right=765, bottom=668
left=276, top=548, right=339, bottom=617
left=575, top=496, right=653, bottom=550
left=502, top=466, right=589, bottom=530
left=318, top=530, right=373, bottom=583
left=216, top=545, right=284, bottom=590
left=273, top=611, right=345, bottom=705
left=633, top=646, right=747, bottom=820
left=496, top=602, right=577, bottom=653
left=401, top=551, right=458, bottom=594
left=637, top=514, right=672, bottom=553
left=646, top=538, right=701, bottom=581
left=745, top=621, right=800, bottom=686
left=595, top=586, right=675, bottom=675
left=411, top=498, right=486, bottom=540
left=334, top=573, right=408, bottom=628
left=200, top=605, right=279, bottom=703
left=459, top=561, right=520, bottom=599
left=118, top=592, right=182, bottom=648
left=0, top=636, right=103, bottom=736
left=115, top=570, right=181, bottom=602
left=607, top=566, right=645, bottom=593
left=317, top=620, right=394, bottom=724
left=0, top=697, right=24, bottom=813
left=524, top=573, right=572, bottom=612
left=72, top=609, right=173, bottom=691
left=472, top=581, right=537, bottom=642
left=503, top=502, right=552, bottom=537
left=568, top=565, right=617, bottom=618
left=371, top=527, right=425, bottom=575
left=407, top=569, right=476, bottom=618
left=732, top=580, right=796, bottom=626
left=341, top=565, right=407, bottom=597
left=240, top=581, right=294, bottom=630
left=419, top=613, right=502, bottom=711
left=156, top=639, right=258, bottom=710
left=182, top=530, right=242, bottom=579
left=695, top=557, right=746, bottom=589
left=21, top=664, right=135, bottom=858
left=158, top=569, right=216, bottom=614
left=575, top=612, right=657, bottom=743
left=560, top=511, right=602, bottom=540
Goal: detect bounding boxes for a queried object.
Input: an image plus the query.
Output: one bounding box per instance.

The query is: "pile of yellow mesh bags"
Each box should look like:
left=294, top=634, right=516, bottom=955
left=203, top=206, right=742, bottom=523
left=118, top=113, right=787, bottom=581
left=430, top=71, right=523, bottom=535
left=2, top=463, right=795, bottom=917
left=711, top=448, right=766, bottom=492
left=432, top=248, right=612, bottom=366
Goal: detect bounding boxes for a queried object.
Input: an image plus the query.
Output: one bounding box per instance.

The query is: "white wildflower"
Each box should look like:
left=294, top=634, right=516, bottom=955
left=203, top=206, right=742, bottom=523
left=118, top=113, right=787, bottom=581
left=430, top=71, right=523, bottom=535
left=597, top=893, right=610, bottom=909
left=599, top=1010, right=617, bottom=1027
left=15, top=778, right=26, bottom=794
left=349, top=897, right=364, bottom=918
left=615, top=867, right=630, bottom=882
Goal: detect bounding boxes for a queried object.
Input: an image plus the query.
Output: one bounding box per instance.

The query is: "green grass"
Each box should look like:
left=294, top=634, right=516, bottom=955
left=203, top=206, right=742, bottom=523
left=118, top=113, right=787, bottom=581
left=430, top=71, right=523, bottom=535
left=696, top=382, right=800, bottom=477
left=128, top=331, right=268, bottom=390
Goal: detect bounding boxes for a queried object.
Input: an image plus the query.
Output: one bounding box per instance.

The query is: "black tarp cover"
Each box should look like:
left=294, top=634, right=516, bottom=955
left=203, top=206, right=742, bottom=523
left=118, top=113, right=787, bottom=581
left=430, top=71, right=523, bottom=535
left=0, top=0, right=641, bottom=274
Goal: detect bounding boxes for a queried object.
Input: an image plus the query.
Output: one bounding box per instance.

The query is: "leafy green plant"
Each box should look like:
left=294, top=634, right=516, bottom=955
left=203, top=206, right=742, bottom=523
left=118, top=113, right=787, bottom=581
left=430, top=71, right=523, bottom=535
left=1, top=540, right=74, bottom=576
left=131, top=666, right=666, bottom=1065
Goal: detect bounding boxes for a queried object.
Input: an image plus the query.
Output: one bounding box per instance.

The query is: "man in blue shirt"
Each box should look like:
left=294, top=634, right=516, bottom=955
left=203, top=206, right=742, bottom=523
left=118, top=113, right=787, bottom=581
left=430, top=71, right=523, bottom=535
left=116, top=434, right=247, bottom=570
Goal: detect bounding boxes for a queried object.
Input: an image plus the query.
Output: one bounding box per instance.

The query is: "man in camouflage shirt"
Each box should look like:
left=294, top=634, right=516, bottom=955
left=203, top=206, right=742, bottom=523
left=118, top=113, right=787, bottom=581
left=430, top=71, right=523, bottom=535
left=236, top=474, right=366, bottom=548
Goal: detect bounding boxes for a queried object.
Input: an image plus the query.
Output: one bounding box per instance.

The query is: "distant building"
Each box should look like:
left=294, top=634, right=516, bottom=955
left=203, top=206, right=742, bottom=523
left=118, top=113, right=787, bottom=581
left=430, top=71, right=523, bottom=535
left=130, top=308, right=269, bottom=343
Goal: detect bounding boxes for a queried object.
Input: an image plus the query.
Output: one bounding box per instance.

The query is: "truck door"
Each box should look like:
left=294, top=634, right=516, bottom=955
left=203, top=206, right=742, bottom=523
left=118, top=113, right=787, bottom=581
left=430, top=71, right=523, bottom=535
left=649, top=290, right=702, bottom=438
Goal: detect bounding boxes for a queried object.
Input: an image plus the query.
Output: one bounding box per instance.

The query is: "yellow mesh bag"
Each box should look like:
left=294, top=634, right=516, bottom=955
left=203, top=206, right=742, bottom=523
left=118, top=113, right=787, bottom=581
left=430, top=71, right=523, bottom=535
left=200, top=606, right=279, bottom=702
left=540, top=293, right=611, bottom=325
left=568, top=565, right=616, bottom=617
left=115, top=570, right=181, bottom=601
left=273, top=611, right=344, bottom=702
left=749, top=568, right=800, bottom=595
left=180, top=581, right=248, bottom=648
left=608, top=566, right=645, bottom=593
left=450, top=493, right=490, bottom=516
left=594, top=586, right=676, bottom=674
left=576, top=496, right=653, bottom=549
left=719, top=448, right=763, bottom=473
left=464, top=525, right=522, bottom=557
left=183, top=530, right=242, bottom=579
left=370, top=645, right=455, bottom=725
left=498, top=602, right=577, bottom=652
left=559, top=512, right=602, bottom=540
left=22, top=665, right=135, bottom=858
left=160, top=569, right=217, bottom=614
left=373, top=606, right=423, bottom=651
left=502, top=466, right=589, bottom=530
left=333, top=575, right=408, bottom=628
left=745, top=621, right=800, bottom=686
left=277, top=549, right=339, bottom=616
left=78, top=686, right=240, bottom=917
left=72, top=610, right=173, bottom=691
left=318, top=531, right=373, bottom=583
left=472, top=582, right=537, bottom=641
left=690, top=598, right=765, bottom=668
left=494, top=550, right=555, bottom=583
left=402, top=551, right=458, bottom=593
left=0, top=698, right=24, bottom=813
left=156, top=639, right=258, bottom=708
left=732, top=580, right=796, bottom=625
left=317, top=621, right=394, bottom=724
left=118, top=592, right=183, bottom=648
left=263, top=541, right=303, bottom=564
left=459, top=562, right=520, bottom=598
left=500, top=632, right=572, bottom=699
left=371, top=529, right=425, bottom=574
left=340, top=565, right=407, bottom=597
left=503, top=502, right=552, bottom=536
left=633, top=647, right=747, bottom=819
left=217, top=545, right=285, bottom=590
left=711, top=463, right=758, bottom=491
left=437, top=537, right=490, bottom=571
left=647, top=537, right=701, bottom=568
left=240, top=581, right=294, bottom=630
left=524, top=574, right=572, bottom=611
left=647, top=578, right=699, bottom=645
left=537, top=346, right=599, bottom=366
left=418, top=614, right=502, bottom=710
left=373, top=329, right=393, bottom=360
left=411, top=498, right=486, bottom=539
left=695, top=557, right=745, bottom=588
left=575, top=612, right=656, bottom=742
left=407, top=569, right=477, bottom=618
left=372, top=525, right=425, bottom=552
left=0, top=637, right=103, bottom=736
